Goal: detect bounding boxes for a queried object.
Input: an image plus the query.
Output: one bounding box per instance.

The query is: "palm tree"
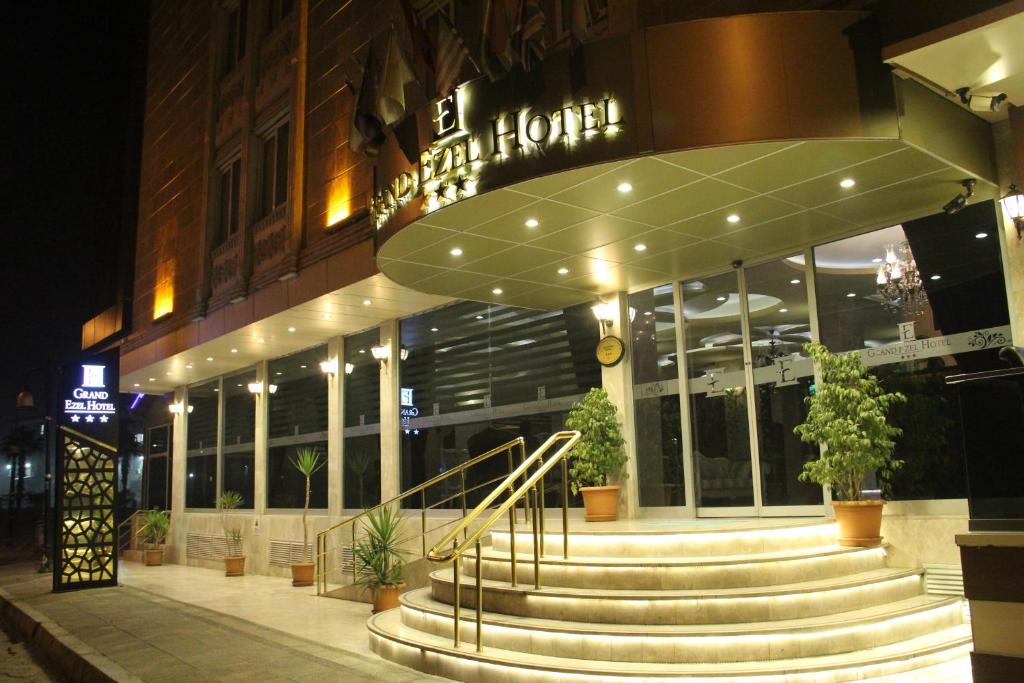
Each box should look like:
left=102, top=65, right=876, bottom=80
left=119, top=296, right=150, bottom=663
left=3, top=425, right=42, bottom=541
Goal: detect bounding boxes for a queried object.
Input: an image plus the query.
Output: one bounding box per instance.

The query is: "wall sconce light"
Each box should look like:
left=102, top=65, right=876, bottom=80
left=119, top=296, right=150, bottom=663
left=169, top=402, right=193, bottom=415
left=345, top=362, right=354, bottom=375
left=371, top=344, right=390, bottom=363
left=247, top=382, right=278, bottom=395
left=1002, top=184, right=1024, bottom=240
left=319, top=359, right=338, bottom=375
left=591, top=302, right=617, bottom=335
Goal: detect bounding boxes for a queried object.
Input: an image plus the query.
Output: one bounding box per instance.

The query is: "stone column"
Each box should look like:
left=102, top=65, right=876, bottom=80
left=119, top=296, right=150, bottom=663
left=327, top=336, right=344, bottom=519
left=170, top=386, right=188, bottom=562
left=600, top=292, right=639, bottom=519
left=998, top=105, right=1024, bottom=345
left=253, top=360, right=268, bottom=516
left=379, top=320, right=401, bottom=502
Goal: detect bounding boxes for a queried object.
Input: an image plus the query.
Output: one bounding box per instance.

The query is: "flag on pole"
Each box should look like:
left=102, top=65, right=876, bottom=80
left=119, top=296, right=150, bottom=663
left=435, top=13, right=470, bottom=95
left=348, top=48, right=386, bottom=156
left=379, top=30, right=417, bottom=125
left=399, top=0, right=435, bottom=77
left=518, top=0, right=546, bottom=72
left=480, top=0, right=519, bottom=80
left=570, top=0, right=606, bottom=46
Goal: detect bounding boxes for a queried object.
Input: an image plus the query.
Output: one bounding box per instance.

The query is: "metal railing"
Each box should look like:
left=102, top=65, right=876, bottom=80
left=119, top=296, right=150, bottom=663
left=427, top=430, right=580, bottom=651
left=315, top=437, right=529, bottom=596
left=116, top=509, right=150, bottom=556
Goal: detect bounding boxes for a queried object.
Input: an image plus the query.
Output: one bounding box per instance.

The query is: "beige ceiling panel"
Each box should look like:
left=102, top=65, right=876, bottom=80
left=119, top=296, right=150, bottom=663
left=614, top=177, right=754, bottom=227
left=527, top=213, right=648, bottom=253
left=633, top=239, right=752, bottom=281
left=582, top=229, right=698, bottom=265
left=420, top=189, right=537, bottom=231
left=401, top=232, right=515, bottom=266
left=769, top=146, right=949, bottom=209
left=413, top=269, right=487, bottom=296
left=379, top=260, right=448, bottom=285
left=504, top=285, right=597, bottom=310
left=466, top=199, right=599, bottom=242
left=455, top=279, right=535, bottom=303
left=562, top=264, right=668, bottom=293
left=459, top=245, right=565, bottom=277
left=715, top=140, right=904, bottom=193
left=658, top=141, right=800, bottom=176
left=513, top=255, right=626, bottom=286
left=663, top=194, right=804, bottom=239
left=507, top=160, right=622, bottom=197
left=379, top=224, right=461, bottom=259
left=549, top=157, right=702, bottom=213
left=714, top=210, right=853, bottom=255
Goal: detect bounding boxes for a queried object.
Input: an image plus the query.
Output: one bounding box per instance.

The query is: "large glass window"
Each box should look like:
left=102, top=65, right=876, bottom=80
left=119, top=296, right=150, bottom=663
left=267, top=346, right=328, bottom=509
left=186, top=381, right=218, bottom=508
left=222, top=369, right=256, bottom=508
left=259, top=119, right=289, bottom=218
left=813, top=202, right=1009, bottom=500
left=399, top=301, right=600, bottom=505
left=629, top=285, right=685, bottom=506
left=145, top=424, right=171, bottom=510
left=344, top=329, right=381, bottom=509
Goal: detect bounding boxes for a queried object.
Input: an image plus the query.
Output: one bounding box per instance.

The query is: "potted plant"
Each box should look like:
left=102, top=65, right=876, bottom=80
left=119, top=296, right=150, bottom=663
left=352, top=505, right=408, bottom=612
left=218, top=490, right=246, bottom=576
left=794, top=342, right=906, bottom=547
left=565, top=387, right=628, bottom=521
left=290, top=446, right=324, bottom=587
left=136, top=509, right=170, bottom=566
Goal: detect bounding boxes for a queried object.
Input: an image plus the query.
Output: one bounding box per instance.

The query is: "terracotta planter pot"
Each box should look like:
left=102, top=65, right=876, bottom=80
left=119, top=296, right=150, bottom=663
left=833, top=500, right=884, bottom=547
left=291, top=562, right=315, bottom=587
left=144, top=547, right=164, bottom=566
left=224, top=555, right=246, bottom=577
left=373, top=585, right=403, bottom=613
left=581, top=485, right=621, bottom=522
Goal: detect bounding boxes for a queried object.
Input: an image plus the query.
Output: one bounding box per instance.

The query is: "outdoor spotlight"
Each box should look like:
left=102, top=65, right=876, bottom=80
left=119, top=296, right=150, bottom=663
left=344, top=362, right=354, bottom=375
left=399, top=346, right=410, bottom=361
left=169, top=402, right=193, bottom=415
left=942, top=179, right=975, bottom=215
left=319, top=359, right=338, bottom=375
left=1001, top=184, right=1024, bottom=240
left=956, top=87, right=1008, bottom=113
left=247, top=382, right=263, bottom=395
left=591, top=302, right=617, bottom=334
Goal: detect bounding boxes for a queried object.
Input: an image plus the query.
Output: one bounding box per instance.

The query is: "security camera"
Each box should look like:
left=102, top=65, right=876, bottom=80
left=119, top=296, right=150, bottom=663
left=731, top=259, right=743, bottom=269
left=956, top=87, right=1009, bottom=113
left=943, top=178, right=976, bottom=215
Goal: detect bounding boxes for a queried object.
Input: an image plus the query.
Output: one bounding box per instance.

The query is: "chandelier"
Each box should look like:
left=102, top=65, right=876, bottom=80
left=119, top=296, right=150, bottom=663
left=875, top=242, right=928, bottom=316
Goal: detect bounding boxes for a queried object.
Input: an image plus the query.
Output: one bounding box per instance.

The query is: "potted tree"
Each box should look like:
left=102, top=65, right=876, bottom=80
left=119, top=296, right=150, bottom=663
left=290, top=446, right=324, bottom=587
left=137, top=509, right=170, bottom=566
left=794, top=342, right=906, bottom=546
left=352, top=505, right=408, bottom=612
left=218, top=490, right=246, bottom=576
left=566, top=387, right=628, bottom=521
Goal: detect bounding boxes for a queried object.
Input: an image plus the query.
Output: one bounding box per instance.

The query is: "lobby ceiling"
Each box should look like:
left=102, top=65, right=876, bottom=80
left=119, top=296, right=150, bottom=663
left=379, top=139, right=998, bottom=310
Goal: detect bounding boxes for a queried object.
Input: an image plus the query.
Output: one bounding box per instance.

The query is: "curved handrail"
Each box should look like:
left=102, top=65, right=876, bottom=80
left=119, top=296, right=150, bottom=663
left=427, top=431, right=579, bottom=562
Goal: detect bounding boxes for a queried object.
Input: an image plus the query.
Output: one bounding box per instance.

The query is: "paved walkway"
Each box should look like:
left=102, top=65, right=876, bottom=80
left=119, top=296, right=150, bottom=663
left=0, top=562, right=440, bottom=682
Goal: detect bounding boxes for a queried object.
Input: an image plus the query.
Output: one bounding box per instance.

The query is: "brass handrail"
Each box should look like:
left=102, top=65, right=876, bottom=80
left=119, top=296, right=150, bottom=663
left=426, top=430, right=580, bottom=651
left=116, top=509, right=150, bottom=554
left=315, top=437, right=527, bottom=595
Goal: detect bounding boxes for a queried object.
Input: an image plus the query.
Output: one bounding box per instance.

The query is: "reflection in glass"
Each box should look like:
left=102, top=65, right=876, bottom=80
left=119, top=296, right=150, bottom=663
left=222, top=369, right=255, bottom=508
left=629, top=285, right=684, bottom=506
left=344, top=328, right=381, bottom=509
left=186, top=381, right=218, bottom=508
left=145, top=424, right=171, bottom=510
left=683, top=271, right=754, bottom=508
left=268, top=442, right=328, bottom=509
left=744, top=258, right=822, bottom=507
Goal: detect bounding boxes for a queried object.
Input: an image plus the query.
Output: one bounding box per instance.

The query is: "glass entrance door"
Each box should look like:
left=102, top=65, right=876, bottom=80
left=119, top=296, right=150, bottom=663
left=683, top=257, right=824, bottom=517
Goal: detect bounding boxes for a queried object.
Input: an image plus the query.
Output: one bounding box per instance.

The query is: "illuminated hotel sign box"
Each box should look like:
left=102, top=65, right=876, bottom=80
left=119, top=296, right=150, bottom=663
left=55, top=348, right=120, bottom=592
left=372, top=34, right=640, bottom=239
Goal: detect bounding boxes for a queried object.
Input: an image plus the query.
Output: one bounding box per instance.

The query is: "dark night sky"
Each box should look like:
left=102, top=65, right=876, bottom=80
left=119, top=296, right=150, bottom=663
left=0, top=2, right=148, bottom=432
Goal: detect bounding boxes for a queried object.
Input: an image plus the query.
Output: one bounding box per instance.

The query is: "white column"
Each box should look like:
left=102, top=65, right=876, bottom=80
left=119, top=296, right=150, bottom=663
left=327, top=336, right=344, bottom=518
left=379, top=320, right=401, bottom=502
left=601, top=292, right=639, bottom=519
left=253, top=360, right=268, bottom=516
left=170, top=386, right=188, bottom=562
left=673, top=281, right=697, bottom=518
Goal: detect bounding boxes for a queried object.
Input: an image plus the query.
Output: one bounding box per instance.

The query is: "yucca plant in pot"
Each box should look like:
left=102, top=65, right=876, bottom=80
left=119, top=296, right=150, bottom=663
left=352, top=505, right=408, bottom=612
left=794, top=342, right=906, bottom=547
left=566, top=387, right=628, bottom=522
left=290, top=446, right=324, bottom=587
left=218, top=490, right=246, bottom=576
left=137, top=509, right=170, bottom=566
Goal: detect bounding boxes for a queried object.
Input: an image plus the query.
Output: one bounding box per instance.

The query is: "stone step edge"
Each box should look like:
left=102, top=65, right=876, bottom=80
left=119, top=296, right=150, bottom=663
left=470, top=543, right=884, bottom=568
left=431, top=566, right=923, bottom=601
left=401, top=589, right=962, bottom=637
left=490, top=519, right=836, bottom=538
left=369, top=610, right=972, bottom=678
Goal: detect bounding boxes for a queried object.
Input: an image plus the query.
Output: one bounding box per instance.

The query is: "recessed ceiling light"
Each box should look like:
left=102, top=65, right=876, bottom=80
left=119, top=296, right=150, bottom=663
left=165, top=371, right=172, bottom=376
left=363, top=299, right=372, bottom=306
left=644, top=311, right=652, bottom=316
left=871, top=257, right=882, bottom=263
left=206, top=357, right=214, bottom=362
left=726, top=214, right=741, bottom=223
left=492, top=287, right=503, bottom=295
left=476, top=315, right=484, bottom=320
left=839, top=178, right=856, bottom=188
left=288, top=327, right=296, bottom=332
left=779, top=308, right=788, bottom=313
left=236, top=383, right=243, bottom=388
left=716, top=296, right=727, bottom=302
left=300, top=364, right=307, bottom=368
left=557, top=267, right=569, bottom=275
left=930, top=274, right=941, bottom=280
left=133, top=383, right=140, bottom=387
left=846, top=292, right=856, bottom=298
left=975, top=232, right=988, bottom=239
left=617, top=182, right=632, bottom=193
left=230, top=348, right=238, bottom=353
left=524, top=219, right=539, bottom=228
left=430, top=327, right=439, bottom=332
left=634, top=243, right=647, bottom=252
left=790, top=279, right=801, bottom=284
left=275, top=371, right=283, bottom=376
left=258, top=337, right=265, bottom=344
left=148, top=377, right=156, bottom=382
left=322, top=313, right=331, bottom=320
left=449, top=247, right=463, bottom=256
left=185, top=364, right=193, bottom=369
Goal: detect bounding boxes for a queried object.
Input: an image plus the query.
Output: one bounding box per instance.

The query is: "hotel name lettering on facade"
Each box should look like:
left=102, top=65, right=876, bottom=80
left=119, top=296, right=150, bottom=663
left=371, top=87, right=623, bottom=228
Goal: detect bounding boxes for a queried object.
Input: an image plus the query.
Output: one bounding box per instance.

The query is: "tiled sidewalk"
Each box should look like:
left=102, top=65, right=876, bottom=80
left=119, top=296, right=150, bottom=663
left=0, top=562, right=440, bottom=682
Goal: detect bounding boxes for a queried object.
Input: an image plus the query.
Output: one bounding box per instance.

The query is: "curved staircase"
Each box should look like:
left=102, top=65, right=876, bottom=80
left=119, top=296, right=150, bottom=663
left=368, top=520, right=972, bottom=682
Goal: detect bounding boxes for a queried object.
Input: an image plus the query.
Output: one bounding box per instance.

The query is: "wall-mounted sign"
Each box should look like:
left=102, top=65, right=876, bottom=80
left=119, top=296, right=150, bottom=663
left=595, top=335, right=625, bottom=367
left=371, top=84, right=624, bottom=229
left=400, top=386, right=419, bottom=433
left=62, top=364, right=117, bottom=426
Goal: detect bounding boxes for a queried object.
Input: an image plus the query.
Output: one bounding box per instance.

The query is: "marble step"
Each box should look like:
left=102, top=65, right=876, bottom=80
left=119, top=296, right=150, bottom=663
left=369, top=608, right=972, bottom=682
left=399, top=589, right=964, bottom=663
left=430, top=566, right=925, bottom=624
left=462, top=544, right=888, bottom=590
left=489, top=520, right=839, bottom=558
